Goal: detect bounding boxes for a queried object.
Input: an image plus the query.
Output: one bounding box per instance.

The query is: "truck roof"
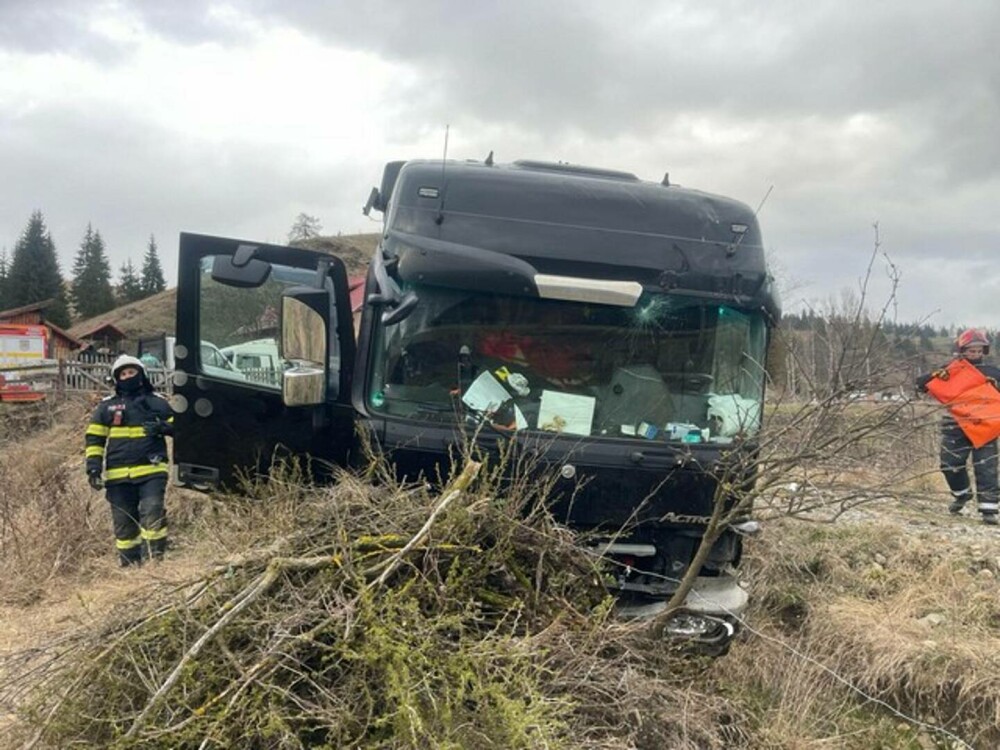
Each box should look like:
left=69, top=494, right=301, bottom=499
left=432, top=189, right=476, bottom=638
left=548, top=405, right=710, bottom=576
left=381, top=159, right=777, bottom=316
left=391, top=158, right=761, bottom=247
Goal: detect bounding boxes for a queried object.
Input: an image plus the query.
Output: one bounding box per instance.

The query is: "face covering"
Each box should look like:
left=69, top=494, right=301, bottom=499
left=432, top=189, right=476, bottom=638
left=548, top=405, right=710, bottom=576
left=117, top=375, right=144, bottom=395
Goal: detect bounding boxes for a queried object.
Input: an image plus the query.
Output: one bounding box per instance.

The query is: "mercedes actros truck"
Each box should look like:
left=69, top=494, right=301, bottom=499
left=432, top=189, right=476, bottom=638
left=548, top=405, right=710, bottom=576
left=170, top=157, right=779, bottom=647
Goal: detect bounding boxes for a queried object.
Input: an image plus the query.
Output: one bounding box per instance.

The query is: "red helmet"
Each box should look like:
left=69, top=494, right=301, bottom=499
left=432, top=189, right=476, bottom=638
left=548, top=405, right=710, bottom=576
left=956, top=328, right=990, bottom=355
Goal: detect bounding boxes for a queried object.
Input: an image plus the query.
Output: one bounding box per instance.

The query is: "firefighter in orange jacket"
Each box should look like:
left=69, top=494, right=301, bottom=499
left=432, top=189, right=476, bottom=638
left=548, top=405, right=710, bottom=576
left=916, top=329, right=1000, bottom=525
left=85, top=355, right=174, bottom=565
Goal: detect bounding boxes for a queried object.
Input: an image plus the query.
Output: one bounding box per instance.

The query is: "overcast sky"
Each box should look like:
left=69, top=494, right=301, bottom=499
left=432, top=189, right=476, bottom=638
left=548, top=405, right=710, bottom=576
left=2, top=0, right=998, bottom=327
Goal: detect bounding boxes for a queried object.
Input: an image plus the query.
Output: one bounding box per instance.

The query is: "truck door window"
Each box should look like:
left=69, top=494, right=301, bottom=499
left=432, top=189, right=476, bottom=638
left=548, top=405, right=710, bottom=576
left=198, top=256, right=338, bottom=390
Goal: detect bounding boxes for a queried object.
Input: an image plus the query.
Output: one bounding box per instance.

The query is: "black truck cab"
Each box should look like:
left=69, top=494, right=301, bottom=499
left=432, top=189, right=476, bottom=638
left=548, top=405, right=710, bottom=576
left=171, top=158, right=779, bottom=645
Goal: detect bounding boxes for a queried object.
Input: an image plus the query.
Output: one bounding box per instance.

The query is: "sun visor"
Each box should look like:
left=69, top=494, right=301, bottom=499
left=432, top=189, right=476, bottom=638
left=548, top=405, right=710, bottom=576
left=389, top=230, right=540, bottom=298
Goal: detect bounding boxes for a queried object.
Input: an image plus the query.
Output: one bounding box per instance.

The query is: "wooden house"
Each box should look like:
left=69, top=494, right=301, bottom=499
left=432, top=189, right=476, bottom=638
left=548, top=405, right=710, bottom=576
left=72, top=321, right=127, bottom=355
left=0, top=299, right=83, bottom=360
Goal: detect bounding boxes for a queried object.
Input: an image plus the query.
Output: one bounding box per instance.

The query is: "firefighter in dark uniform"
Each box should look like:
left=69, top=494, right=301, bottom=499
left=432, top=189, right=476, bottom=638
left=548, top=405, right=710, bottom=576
left=916, top=328, right=1000, bottom=525
left=85, top=355, right=174, bottom=565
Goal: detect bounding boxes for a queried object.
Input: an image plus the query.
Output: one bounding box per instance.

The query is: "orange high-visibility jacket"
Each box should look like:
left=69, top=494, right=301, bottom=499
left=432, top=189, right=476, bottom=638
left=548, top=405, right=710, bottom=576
left=925, top=358, right=1000, bottom=448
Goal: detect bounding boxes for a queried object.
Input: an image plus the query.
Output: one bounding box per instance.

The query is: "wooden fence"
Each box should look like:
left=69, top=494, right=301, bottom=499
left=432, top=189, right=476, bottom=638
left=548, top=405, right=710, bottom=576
left=0, top=360, right=173, bottom=398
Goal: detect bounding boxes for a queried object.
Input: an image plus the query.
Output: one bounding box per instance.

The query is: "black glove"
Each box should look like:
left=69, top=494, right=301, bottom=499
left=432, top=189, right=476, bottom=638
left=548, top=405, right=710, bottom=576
left=87, top=471, right=104, bottom=491
left=144, top=419, right=165, bottom=437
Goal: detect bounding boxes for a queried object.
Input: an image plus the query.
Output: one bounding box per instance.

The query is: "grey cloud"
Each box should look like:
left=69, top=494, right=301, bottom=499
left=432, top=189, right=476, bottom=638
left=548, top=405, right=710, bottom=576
left=227, top=1, right=999, bottom=122
left=15, top=1, right=998, bottom=169
left=208, top=0, right=1000, bottom=202
left=130, top=0, right=245, bottom=44
left=10, top=0, right=999, bottom=140
left=0, top=0, right=245, bottom=59
left=0, top=104, right=376, bottom=285
left=0, top=0, right=127, bottom=60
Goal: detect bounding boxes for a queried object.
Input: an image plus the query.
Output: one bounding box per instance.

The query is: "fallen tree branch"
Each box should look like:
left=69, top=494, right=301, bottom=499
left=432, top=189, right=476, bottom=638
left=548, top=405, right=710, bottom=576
left=124, top=461, right=481, bottom=741
left=366, top=460, right=481, bottom=590
left=124, top=554, right=341, bottom=740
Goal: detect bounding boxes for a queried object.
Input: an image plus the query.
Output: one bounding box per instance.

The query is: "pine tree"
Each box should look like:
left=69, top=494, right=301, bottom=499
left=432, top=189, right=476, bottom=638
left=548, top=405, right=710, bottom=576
left=0, top=247, right=9, bottom=311
left=140, top=235, right=166, bottom=297
left=7, top=211, right=70, bottom=327
left=71, top=224, right=117, bottom=320
left=117, top=259, right=144, bottom=305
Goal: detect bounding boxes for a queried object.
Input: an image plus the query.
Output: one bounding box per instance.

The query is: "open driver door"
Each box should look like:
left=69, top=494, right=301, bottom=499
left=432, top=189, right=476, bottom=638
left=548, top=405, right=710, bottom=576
left=172, top=233, right=356, bottom=489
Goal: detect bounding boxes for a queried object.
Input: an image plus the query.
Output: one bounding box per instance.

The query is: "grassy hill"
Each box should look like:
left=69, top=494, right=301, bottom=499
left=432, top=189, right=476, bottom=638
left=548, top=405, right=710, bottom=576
left=68, top=287, right=179, bottom=343
left=67, top=233, right=379, bottom=348
left=294, top=232, right=379, bottom=277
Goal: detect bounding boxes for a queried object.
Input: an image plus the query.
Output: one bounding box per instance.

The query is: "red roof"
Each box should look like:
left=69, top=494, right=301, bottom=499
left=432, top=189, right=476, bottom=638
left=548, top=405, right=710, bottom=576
left=349, top=276, right=366, bottom=314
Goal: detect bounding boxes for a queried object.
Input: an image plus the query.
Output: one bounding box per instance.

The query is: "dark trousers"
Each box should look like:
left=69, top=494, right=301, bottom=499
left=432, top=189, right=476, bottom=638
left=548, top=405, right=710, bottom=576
left=940, top=426, right=999, bottom=515
left=106, top=476, right=168, bottom=566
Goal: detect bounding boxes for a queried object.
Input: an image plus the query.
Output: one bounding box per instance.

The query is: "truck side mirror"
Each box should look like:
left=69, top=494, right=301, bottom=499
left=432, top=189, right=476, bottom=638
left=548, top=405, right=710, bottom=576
left=281, top=290, right=329, bottom=406
left=362, top=187, right=381, bottom=217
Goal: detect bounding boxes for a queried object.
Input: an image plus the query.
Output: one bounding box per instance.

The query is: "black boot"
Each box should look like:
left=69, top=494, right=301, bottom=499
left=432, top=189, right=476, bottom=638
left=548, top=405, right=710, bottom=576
left=147, top=537, right=167, bottom=561
left=118, top=546, right=143, bottom=567
left=948, top=491, right=970, bottom=514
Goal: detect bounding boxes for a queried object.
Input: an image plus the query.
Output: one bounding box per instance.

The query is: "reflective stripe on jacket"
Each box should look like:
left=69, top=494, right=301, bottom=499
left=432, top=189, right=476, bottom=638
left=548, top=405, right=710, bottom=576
left=85, top=391, right=174, bottom=484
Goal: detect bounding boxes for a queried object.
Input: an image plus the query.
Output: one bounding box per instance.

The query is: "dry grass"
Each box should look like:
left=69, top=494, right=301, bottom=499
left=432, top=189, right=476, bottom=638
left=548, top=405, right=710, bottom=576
left=294, top=232, right=378, bottom=276
left=0, top=397, right=109, bottom=606
left=67, top=288, right=179, bottom=343
left=0, top=456, right=730, bottom=749
left=2, top=401, right=999, bottom=748
left=741, top=519, right=1000, bottom=748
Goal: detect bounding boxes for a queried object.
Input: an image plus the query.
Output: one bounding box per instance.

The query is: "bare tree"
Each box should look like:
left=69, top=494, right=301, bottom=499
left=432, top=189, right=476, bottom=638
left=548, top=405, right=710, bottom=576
left=287, top=213, right=323, bottom=243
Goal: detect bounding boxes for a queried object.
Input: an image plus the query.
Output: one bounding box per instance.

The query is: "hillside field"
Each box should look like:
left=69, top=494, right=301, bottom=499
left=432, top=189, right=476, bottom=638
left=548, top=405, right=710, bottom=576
left=1, top=395, right=1000, bottom=748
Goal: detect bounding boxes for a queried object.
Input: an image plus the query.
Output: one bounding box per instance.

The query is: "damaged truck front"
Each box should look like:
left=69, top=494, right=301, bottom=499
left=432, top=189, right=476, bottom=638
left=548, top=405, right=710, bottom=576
left=171, top=158, right=779, bottom=649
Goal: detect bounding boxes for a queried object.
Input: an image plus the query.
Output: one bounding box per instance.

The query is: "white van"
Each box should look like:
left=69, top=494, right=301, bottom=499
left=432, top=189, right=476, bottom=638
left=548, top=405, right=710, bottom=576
left=138, top=334, right=246, bottom=381
left=220, top=339, right=285, bottom=386
left=201, top=341, right=246, bottom=381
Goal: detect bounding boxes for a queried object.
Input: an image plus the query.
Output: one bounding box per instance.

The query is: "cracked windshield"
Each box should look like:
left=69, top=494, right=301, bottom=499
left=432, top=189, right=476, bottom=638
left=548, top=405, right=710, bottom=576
left=370, top=284, right=766, bottom=442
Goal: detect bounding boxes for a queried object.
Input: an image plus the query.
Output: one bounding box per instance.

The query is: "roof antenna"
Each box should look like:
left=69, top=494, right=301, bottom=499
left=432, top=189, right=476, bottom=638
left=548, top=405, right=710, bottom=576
left=436, top=124, right=449, bottom=225
left=753, top=184, right=774, bottom=217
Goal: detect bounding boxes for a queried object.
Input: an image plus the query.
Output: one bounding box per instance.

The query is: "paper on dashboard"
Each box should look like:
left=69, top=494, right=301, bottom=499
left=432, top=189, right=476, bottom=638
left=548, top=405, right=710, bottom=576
left=538, top=390, right=595, bottom=436
left=462, top=371, right=511, bottom=413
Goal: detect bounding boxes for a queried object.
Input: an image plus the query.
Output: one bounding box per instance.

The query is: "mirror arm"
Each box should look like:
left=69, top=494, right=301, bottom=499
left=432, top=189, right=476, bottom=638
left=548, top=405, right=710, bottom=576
left=232, top=244, right=258, bottom=268
left=314, top=258, right=331, bottom=289
left=381, top=291, right=419, bottom=325
left=371, top=251, right=403, bottom=305
left=362, top=186, right=380, bottom=217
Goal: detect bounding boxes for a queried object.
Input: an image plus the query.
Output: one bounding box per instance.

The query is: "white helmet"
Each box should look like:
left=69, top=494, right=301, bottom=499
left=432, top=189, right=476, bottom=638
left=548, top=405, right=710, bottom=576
left=111, top=354, right=147, bottom=381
